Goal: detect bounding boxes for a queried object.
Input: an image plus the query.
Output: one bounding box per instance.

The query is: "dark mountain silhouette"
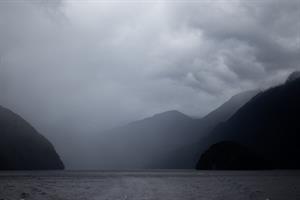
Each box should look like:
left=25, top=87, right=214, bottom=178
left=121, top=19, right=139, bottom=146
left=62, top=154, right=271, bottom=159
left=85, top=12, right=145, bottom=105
left=197, top=141, right=271, bottom=170
left=196, top=73, right=300, bottom=169
left=91, top=90, right=257, bottom=169
left=0, top=105, right=64, bottom=170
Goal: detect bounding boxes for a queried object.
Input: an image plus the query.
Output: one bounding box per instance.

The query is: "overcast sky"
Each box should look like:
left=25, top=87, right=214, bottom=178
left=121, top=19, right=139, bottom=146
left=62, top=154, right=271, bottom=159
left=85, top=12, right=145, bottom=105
left=0, top=0, right=299, bottom=144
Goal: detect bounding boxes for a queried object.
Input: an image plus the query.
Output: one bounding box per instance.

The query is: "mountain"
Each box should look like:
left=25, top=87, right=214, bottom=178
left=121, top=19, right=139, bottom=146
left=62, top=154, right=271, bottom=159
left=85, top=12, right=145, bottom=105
left=0, top=105, right=64, bottom=170
left=201, top=90, right=259, bottom=126
left=90, top=90, right=258, bottom=169
left=197, top=141, right=271, bottom=170
left=91, top=110, right=202, bottom=169
left=162, top=89, right=259, bottom=169
left=196, top=74, right=300, bottom=169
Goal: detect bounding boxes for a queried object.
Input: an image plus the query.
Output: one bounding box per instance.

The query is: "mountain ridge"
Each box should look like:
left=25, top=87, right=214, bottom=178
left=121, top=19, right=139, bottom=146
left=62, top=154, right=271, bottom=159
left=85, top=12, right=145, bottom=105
left=87, top=89, right=258, bottom=169
left=0, top=105, right=64, bottom=170
left=196, top=75, right=300, bottom=169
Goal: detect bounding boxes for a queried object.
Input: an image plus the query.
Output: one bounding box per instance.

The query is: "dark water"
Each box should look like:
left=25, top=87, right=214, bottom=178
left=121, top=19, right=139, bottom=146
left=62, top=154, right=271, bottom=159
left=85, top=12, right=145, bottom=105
left=0, top=170, right=299, bottom=200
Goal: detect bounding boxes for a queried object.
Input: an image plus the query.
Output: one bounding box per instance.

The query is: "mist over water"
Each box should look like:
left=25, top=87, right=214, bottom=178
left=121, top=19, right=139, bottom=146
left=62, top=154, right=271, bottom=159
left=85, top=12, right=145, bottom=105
left=0, top=0, right=299, bottom=169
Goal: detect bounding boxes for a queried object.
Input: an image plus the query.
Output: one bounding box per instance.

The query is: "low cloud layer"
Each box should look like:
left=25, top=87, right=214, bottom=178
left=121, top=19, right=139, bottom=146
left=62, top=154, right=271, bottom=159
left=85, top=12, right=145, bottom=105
left=0, top=0, right=299, bottom=166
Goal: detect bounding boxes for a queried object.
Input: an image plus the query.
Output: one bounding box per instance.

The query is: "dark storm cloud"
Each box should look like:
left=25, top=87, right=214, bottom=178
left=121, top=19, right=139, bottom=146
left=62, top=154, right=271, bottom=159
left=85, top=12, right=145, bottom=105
left=0, top=0, right=299, bottom=167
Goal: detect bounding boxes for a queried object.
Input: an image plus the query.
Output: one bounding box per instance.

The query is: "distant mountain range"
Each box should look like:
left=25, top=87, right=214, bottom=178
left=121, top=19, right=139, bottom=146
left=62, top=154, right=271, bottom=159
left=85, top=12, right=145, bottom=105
left=93, top=71, right=300, bottom=170
left=0, top=106, right=64, bottom=170
left=91, top=87, right=258, bottom=169
left=196, top=72, right=300, bottom=169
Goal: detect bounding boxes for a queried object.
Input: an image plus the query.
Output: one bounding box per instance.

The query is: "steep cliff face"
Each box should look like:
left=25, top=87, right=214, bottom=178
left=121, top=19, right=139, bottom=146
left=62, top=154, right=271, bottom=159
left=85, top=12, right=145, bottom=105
left=0, top=106, right=64, bottom=170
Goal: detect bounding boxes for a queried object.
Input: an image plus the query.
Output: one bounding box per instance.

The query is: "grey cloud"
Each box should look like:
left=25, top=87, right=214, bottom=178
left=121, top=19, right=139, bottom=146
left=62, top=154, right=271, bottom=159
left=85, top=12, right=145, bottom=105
left=161, top=0, right=299, bottom=94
